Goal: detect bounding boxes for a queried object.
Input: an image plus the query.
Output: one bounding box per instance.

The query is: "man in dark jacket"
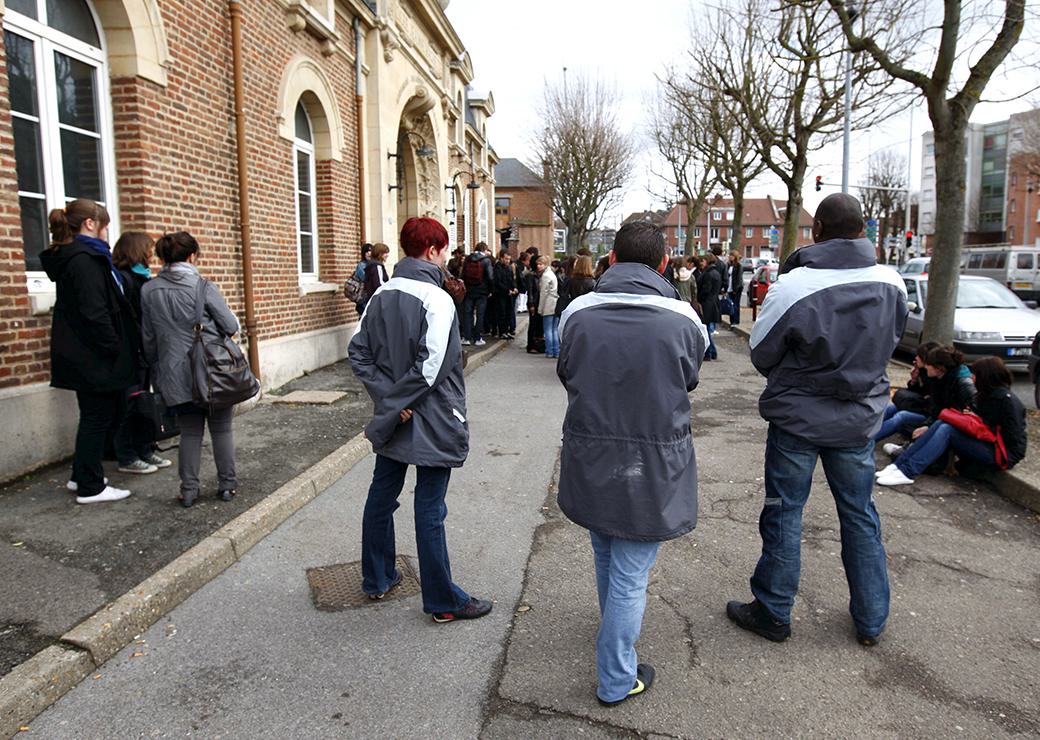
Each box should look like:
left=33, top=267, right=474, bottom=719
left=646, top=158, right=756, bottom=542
left=348, top=217, right=492, bottom=624
left=460, top=242, right=493, bottom=346
left=726, top=251, right=744, bottom=324
left=727, top=193, right=907, bottom=647
left=557, top=221, right=708, bottom=706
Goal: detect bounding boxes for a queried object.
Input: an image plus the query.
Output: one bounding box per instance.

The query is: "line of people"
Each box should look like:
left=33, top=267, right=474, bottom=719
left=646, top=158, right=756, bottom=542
left=43, top=199, right=240, bottom=506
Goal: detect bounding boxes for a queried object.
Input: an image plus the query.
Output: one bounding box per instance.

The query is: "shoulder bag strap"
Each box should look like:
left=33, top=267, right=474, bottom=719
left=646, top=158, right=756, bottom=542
left=193, top=276, right=207, bottom=335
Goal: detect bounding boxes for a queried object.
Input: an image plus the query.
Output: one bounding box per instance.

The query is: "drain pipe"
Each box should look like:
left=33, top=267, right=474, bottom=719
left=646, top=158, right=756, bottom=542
left=354, top=16, right=367, bottom=243
left=228, top=0, right=260, bottom=376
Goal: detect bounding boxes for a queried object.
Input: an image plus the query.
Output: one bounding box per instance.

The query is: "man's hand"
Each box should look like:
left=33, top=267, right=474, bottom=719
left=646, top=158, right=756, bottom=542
left=911, top=425, right=928, bottom=440
left=399, top=409, right=413, bottom=424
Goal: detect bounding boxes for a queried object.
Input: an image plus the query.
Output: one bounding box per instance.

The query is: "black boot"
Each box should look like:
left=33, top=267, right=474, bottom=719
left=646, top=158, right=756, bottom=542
left=726, top=599, right=791, bottom=642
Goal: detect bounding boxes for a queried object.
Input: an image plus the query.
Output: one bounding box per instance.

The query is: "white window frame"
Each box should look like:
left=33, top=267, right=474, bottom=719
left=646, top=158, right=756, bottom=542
left=693, top=226, right=701, bottom=238
left=463, top=188, right=472, bottom=252
left=447, top=185, right=458, bottom=252
left=745, top=227, right=754, bottom=238
left=6, top=1, right=119, bottom=307
left=802, top=227, right=811, bottom=238
left=712, top=210, right=722, bottom=221
left=710, top=226, right=720, bottom=241
left=762, top=227, right=770, bottom=237
left=292, top=105, right=319, bottom=282
left=477, top=197, right=488, bottom=244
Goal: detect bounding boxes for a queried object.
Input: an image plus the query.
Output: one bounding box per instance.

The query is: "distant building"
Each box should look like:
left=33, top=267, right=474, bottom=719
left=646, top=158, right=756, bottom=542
left=493, top=158, right=554, bottom=255
left=1005, top=110, right=1040, bottom=247
left=919, top=108, right=1040, bottom=246
left=629, top=197, right=813, bottom=258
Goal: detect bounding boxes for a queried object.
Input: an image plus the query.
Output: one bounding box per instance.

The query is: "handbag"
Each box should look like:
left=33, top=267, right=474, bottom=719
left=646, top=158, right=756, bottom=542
left=443, top=271, right=467, bottom=305
left=344, top=274, right=366, bottom=303
left=190, top=278, right=260, bottom=410
left=937, top=408, right=1010, bottom=469
left=130, top=385, right=180, bottom=443
left=720, top=295, right=734, bottom=315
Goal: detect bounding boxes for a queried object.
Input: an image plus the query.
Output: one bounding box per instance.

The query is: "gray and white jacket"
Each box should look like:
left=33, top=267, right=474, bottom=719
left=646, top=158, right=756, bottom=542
left=349, top=257, right=468, bottom=468
left=556, top=263, right=709, bottom=542
left=749, top=238, right=908, bottom=447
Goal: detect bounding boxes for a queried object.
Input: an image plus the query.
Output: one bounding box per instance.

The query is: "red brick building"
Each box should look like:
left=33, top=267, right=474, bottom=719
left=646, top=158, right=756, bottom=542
left=629, top=196, right=814, bottom=257
left=0, top=0, right=494, bottom=480
left=493, top=158, right=554, bottom=255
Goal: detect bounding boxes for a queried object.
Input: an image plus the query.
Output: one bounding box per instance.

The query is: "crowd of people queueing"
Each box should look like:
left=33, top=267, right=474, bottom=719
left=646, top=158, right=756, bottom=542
left=42, top=199, right=241, bottom=506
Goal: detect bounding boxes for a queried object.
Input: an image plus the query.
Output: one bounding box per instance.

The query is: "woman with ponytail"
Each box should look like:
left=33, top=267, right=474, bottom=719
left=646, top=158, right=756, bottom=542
left=40, top=199, right=138, bottom=504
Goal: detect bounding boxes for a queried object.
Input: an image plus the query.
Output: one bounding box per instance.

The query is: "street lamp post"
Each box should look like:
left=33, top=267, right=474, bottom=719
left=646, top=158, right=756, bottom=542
left=840, top=5, right=859, bottom=193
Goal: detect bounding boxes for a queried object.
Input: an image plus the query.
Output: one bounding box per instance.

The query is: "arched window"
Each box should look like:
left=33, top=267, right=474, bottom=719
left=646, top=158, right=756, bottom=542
left=5, top=0, right=116, bottom=272
left=293, top=101, right=318, bottom=279
left=478, top=198, right=488, bottom=244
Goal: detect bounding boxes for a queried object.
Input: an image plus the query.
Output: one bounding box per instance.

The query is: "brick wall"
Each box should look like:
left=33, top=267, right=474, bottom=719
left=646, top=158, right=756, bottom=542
left=0, top=0, right=363, bottom=389
left=497, top=186, right=553, bottom=253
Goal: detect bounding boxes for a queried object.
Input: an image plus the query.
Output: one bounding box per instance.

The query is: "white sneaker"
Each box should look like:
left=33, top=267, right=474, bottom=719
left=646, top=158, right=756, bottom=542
left=66, top=477, right=107, bottom=492
left=76, top=485, right=131, bottom=504
left=882, top=443, right=904, bottom=458
left=142, top=453, right=172, bottom=469
left=461, top=339, right=472, bottom=346
left=875, top=464, right=897, bottom=478
left=474, top=338, right=487, bottom=347
left=876, top=468, right=915, bottom=487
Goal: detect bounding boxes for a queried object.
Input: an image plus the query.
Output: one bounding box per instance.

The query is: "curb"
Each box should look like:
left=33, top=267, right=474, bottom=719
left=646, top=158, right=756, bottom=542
left=720, top=319, right=1040, bottom=514
left=0, top=336, right=515, bottom=738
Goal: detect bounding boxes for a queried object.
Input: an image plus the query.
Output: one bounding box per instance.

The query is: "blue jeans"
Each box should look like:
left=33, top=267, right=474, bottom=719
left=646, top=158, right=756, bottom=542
left=874, top=405, right=927, bottom=441
left=542, top=315, right=560, bottom=357
left=461, top=294, right=487, bottom=342
left=751, top=425, right=889, bottom=638
left=895, top=421, right=996, bottom=478
left=589, top=531, right=660, bottom=703
left=361, top=455, right=470, bottom=613
left=705, top=322, right=717, bottom=359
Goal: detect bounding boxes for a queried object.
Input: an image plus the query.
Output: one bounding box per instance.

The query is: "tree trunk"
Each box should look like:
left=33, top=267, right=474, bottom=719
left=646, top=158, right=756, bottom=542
left=684, top=204, right=697, bottom=257
left=780, top=159, right=806, bottom=263
left=921, top=121, right=968, bottom=346
left=729, top=189, right=745, bottom=257
left=565, top=226, right=583, bottom=256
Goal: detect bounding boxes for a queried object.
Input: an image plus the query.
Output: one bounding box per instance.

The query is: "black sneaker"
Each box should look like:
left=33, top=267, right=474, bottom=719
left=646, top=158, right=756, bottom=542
left=432, top=597, right=493, bottom=623
left=597, top=663, right=655, bottom=707
left=726, top=599, right=791, bottom=642
left=367, top=571, right=404, bottom=601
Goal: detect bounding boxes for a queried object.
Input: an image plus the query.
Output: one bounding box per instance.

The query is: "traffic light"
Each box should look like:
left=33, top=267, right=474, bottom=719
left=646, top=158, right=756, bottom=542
left=815, top=175, right=822, bottom=192
left=905, top=231, right=914, bottom=249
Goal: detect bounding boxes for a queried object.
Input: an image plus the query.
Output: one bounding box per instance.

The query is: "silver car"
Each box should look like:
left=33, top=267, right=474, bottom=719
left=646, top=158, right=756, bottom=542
left=899, top=275, right=1040, bottom=368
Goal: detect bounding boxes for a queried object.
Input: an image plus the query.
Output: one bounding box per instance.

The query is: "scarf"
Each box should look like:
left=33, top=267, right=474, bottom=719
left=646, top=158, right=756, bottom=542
left=75, top=234, right=124, bottom=292
left=131, top=263, right=152, bottom=279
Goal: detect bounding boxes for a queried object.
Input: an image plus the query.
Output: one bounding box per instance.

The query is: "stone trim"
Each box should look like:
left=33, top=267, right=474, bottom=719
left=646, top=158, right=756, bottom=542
left=276, top=54, right=345, bottom=161
left=94, top=0, right=170, bottom=86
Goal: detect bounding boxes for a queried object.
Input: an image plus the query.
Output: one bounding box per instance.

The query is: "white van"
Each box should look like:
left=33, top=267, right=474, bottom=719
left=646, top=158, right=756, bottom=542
left=961, top=246, right=1040, bottom=301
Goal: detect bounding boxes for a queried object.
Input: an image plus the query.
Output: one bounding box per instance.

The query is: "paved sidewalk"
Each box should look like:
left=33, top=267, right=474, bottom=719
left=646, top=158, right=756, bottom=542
left=28, top=337, right=565, bottom=738
left=0, top=335, right=510, bottom=679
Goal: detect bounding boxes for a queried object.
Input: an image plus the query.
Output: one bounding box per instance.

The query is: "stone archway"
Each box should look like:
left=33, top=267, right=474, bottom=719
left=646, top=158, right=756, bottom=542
left=393, top=96, right=440, bottom=258
left=93, top=0, right=169, bottom=85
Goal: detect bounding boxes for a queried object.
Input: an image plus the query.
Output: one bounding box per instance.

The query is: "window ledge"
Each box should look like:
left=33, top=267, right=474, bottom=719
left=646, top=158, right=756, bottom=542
left=283, top=1, right=341, bottom=56
left=26, top=277, right=56, bottom=316
left=299, top=281, right=341, bottom=296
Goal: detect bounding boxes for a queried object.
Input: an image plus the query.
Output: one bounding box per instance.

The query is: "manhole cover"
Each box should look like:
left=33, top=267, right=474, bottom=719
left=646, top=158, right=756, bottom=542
left=306, top=556, right=420, bottom=611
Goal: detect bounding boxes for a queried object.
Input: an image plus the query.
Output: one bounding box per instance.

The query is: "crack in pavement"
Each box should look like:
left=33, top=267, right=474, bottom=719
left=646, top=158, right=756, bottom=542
left=648, top=588, right=701, bottom=669
left=886, top=551, right=1027, bottom=586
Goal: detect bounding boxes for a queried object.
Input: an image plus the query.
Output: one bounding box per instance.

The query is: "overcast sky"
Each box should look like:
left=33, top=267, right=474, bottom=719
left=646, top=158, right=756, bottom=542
left=445, top=0, right=1038, bottom=228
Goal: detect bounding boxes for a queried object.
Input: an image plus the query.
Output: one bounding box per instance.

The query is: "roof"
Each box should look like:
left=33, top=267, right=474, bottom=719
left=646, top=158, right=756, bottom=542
left=621, top=209, right=668, bottom=226
left=657, top=197, right=812, bottom=227
left=495, top=158, right=546, bottom=188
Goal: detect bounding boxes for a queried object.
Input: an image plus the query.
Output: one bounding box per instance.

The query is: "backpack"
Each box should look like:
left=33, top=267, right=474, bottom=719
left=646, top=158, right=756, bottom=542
left=462, top=256, right=485, bottom=286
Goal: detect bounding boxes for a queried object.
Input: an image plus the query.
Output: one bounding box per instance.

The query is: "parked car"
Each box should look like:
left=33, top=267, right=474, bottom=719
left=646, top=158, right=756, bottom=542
left=748, top=264, right=779, bottom=307
left=962, top=246, right=1040, bottom=301
left=897, top=257, right=930, bottom=275
left=899, top=275, right=1040, bottom=368
left=1030, top=331, right=1040, bottom=409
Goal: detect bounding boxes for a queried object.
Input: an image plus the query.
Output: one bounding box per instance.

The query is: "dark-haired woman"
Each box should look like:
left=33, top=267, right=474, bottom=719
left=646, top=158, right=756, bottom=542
left=696, top=255, right=721, bottom=360
left=880, top=346, right=975, bottom=459
left=877, top=357, right=1026, bottom=486
left=40, top=199, right=137, bottom=503
left=111, top=231, right=172, bottom=475
left=874, top=341, right=941, bottom=442
left=140, top=232, right=241, bottom=507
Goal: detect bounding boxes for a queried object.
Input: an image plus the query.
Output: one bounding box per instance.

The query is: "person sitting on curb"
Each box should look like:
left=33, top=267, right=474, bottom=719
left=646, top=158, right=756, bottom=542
left=876, top=356, right=1026, bottom=486
left=556, top=220, right=708, bottom=707
left=348, top=216, right=492, bottom=624
left=727, top=193, right=907, bottom=648
left=874, top=341, right=940, bottom=443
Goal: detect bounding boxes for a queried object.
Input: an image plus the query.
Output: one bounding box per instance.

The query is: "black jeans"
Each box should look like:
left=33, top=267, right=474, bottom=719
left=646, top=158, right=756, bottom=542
left=494, top=293, right=514, bottom=335
left=73, top=390, right=122, bottom=496
left=113, top=385, right=153, bottom=465
left=526, top=311, right=543, bottom=351
left=461, top=294, right=488, bottom=342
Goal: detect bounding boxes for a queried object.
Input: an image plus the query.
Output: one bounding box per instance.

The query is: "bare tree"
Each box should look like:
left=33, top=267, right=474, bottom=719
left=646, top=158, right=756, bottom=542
left=647, top=79, right=720, bottom=256
left=530, top=75, right=634, bottom=255
left=697, top=0, right=906, bottom=263
left=708, top=95, right=769, bottom=256
left=858, top=150, right=907, bottom=262
left=827, top=0, right=1026, bottom=344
